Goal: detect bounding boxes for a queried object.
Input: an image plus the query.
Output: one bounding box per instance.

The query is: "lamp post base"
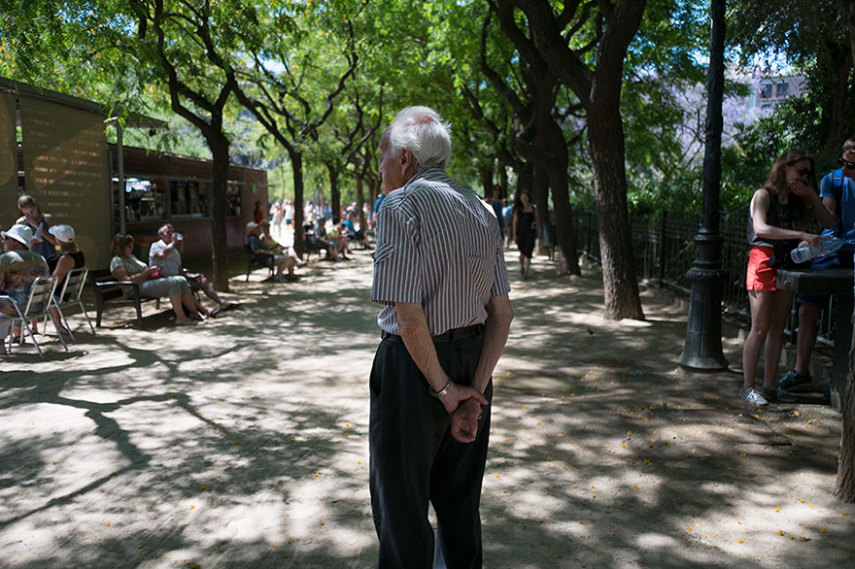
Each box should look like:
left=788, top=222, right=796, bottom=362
left=678, top=265, right=729, bottom=371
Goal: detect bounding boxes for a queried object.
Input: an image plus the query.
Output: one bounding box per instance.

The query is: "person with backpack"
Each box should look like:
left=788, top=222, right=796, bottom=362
left=779, top=138, right=855, bottom=397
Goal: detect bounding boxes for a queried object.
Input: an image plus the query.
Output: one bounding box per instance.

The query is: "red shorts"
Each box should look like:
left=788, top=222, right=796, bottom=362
left=746, top=246, right=778, bottom=291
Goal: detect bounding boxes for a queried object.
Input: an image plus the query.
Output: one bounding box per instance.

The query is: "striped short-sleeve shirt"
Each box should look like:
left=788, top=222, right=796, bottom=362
left=371, top=167, right=511, bottom=335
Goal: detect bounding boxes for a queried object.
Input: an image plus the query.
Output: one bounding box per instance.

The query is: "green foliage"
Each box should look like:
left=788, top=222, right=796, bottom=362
left=4, top=0, right=853, bottom=230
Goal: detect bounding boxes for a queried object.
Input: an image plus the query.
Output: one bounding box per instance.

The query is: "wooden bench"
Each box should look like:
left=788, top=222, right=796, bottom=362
left=91, top=269, right=161, bottom=328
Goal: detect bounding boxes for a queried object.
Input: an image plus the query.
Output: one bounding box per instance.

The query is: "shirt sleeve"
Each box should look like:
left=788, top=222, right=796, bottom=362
left=148, top=241, right=164, bottom=264
left=370, top=198, right=422, bottom=305
left=490, top=236, right=511, bottom=297
left=819, top=171, right=837, bottom=200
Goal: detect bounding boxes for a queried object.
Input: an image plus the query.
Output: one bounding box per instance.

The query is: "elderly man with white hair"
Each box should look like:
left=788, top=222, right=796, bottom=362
left=369, top=106, right=514, bottom=568
left=0, top=224, right=48, bottom=353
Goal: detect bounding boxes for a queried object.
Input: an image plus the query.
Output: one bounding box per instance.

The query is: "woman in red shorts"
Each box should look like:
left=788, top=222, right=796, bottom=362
left=742, top=149, right=834, bottom=407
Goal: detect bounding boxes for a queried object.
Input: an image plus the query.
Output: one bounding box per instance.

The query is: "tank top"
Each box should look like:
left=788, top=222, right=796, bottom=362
left=57, top=250, right=86, bottom=296
left=27, top=217, right=59, bottom=266
left=747, top=189, right=803, bottom=260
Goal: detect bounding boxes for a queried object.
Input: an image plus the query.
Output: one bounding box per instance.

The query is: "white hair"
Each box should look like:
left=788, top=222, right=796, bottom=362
left=386, top=106, right=452, bottom=170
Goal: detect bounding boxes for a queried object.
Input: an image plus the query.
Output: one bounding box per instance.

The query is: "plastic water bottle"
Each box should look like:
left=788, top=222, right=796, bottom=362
left=790, top=237, right=844, bottom=263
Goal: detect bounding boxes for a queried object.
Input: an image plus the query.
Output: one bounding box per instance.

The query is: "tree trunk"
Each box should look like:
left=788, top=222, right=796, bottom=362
left=532, top=165, right=549, bottom=239
left=839, top=0, right=855, bottom=63
left=290, top=149, right=305, bottom=258
left=544, top=164, right=579, bottom=275
left=516, top=161, right=533, bottom=201
left=355, top=175, right=366, bottom=229
left=819, top=41, right=852, bottom=152
left=836, top=315, right=855, bottom=501
left=480, top=163, right=493, bottom=197
left=540, top=117, right=580, bottom=275
left=208, top=134, right=230, bottom=292
left=326, top=162, right=341, bottom=224
left=588, top=106, right=644, bottom=320
left=834, top=0, right=855, bottom=504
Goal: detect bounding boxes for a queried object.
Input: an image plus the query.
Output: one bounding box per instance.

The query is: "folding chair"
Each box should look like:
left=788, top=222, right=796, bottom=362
left=0, top=275, right=64, bottom=358
left=49, top=267, right=95, bottom=344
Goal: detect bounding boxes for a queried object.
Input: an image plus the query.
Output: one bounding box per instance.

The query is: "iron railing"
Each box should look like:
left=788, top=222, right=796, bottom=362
left=574, top=211, right=836, bottom=344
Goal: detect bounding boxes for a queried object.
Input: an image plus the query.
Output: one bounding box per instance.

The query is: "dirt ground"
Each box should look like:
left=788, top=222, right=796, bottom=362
left=0, top=247, right=853, bottom=569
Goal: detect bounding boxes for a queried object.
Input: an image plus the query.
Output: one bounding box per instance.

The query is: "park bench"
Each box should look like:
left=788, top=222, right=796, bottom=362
left=91, top=268, right=161, bottom=328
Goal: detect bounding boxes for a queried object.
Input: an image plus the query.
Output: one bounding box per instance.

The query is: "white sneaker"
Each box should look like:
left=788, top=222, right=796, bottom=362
left=739, top=387, right=768, bottom=407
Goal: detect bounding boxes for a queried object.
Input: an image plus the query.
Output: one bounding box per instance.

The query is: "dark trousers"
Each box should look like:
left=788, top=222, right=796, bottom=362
left=369, top=332, right=492, bottom=569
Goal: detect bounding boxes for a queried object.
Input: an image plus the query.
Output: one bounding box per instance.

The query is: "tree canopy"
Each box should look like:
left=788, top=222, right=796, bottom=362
left=2, top=0, right=851, bottom=315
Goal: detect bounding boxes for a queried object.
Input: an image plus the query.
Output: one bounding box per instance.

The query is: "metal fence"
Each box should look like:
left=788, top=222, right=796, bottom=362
left=573, top=211, right=836, bottom=343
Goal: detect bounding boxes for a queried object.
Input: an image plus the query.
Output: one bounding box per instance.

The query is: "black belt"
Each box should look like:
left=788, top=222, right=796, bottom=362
left=381, top=324, right=483, bottom=344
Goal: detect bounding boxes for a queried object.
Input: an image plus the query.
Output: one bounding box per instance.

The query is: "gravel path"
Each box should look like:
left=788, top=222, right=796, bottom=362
left=0, top=248, right=851, bottom=568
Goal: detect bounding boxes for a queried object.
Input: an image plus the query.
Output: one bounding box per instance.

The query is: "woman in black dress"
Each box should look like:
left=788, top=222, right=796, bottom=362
left=512, top=191, right=537, bottom=279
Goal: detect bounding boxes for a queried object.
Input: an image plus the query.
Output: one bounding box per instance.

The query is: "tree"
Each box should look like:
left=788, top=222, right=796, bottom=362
left=338, top=89, right=384, bottom=229
left=730, top=1, right=853, bottom=155
left=137, top=0, right=241, bottom=291
left=0, top=0, right=260, bottom=291
left=494, top=0, right=646, bottom=319
left=229, top=1, right=359, bottom=257
left=480, top=6, right=583, bottom=275
left=834, top=0, right=855, bottom=506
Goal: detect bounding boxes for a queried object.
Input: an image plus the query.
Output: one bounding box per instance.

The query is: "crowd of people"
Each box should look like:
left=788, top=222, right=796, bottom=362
left=0, top=195, right=85, bottom=352
left=5, top=138, right=852, bottom=417
left=0, top=190, right=386, bottom=351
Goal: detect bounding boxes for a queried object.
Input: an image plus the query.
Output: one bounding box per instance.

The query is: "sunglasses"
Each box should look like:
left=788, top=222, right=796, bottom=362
left=837, top=156, right=855, bottom=169
left=795, top=167, right=812, bottom=177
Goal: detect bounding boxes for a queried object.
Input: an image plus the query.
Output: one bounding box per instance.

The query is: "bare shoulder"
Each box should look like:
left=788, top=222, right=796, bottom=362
left=751, top=188, right=770, bottom=206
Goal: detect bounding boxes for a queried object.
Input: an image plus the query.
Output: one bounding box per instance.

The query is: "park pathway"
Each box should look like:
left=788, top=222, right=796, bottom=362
left=0, top=248, right=851, bottom=568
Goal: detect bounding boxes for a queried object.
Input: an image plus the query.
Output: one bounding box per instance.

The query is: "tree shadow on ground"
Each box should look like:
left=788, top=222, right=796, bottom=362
left=0, top=251, right=851, bottom=568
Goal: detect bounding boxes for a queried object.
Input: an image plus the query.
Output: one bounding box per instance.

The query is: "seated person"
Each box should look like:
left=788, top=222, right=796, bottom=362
left=246, top=222, right=297, bottom=282
left=47, top=225, right=85, bottom=335
left=109, top=233, right=214, bottom=326
left=149, top=223, right=233, bottom=315
left=303, top=222, right=327, bottom=257
left=0, top=224, right=49, bottom=353
left=342, top=209, right=369, bottom=249
left=315, top=217, right=347, bottom=261
left=258, top=220, right=305, bottom=269
left=328, top=221, right=350, bottom=260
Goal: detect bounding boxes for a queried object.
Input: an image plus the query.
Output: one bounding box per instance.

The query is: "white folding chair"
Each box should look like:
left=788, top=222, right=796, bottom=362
left=48, top=267, right=95, bottom=344
left=0, top=275, right=64, bottom=358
